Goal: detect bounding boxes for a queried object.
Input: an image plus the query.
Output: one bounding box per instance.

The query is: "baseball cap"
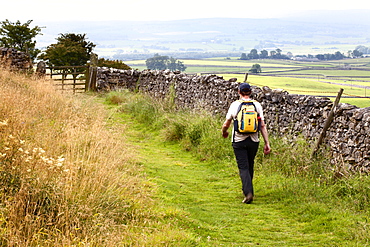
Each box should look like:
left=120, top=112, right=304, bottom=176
left=238, top=83, right=251, bottom=92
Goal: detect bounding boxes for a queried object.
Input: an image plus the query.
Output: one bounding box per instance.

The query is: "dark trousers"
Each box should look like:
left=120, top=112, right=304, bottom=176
left=232, top=137, right=259, bottom=196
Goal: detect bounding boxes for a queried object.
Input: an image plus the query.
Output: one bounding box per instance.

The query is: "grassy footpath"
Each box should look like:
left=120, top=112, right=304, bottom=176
left=125, top=134, right=320, bottom=246
left=107, top=93, right=369, bottom=246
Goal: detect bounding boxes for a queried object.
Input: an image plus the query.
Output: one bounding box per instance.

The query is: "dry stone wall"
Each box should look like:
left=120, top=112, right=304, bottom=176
left=0, top=47, right=32, bottom=71
left=97, top=67, right=370, bottom=173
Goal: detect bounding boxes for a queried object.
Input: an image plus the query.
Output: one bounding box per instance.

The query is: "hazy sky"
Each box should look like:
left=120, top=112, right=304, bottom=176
left=4, top=0, right=370, bottom=22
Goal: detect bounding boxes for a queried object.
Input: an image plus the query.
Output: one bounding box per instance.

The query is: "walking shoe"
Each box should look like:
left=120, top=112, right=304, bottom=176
left=242, top=193, right=253, bottom=204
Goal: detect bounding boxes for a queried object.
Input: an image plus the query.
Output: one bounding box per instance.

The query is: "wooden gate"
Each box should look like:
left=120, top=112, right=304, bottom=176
left=47, top=65, right=91, bottom=93
left=42, top=53, right=98, bottom=93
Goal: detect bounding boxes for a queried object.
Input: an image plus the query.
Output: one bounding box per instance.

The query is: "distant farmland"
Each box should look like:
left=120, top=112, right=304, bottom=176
left=126, top=57, right=370, bottom=108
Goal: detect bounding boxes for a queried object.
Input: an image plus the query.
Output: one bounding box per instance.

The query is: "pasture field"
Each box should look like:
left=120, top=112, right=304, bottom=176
left=181, top=59, right=301, bottom=68
left=272, top=69, right=370, bottom=77
left=125, top=57, right=370, bottom=107
left=127, top=58, right=303, bottom=69
left=125, top=59, right=302, bottom=73
left=222, top=74, right=370, bottom=107
left=222, top=57, right=370, bottom=67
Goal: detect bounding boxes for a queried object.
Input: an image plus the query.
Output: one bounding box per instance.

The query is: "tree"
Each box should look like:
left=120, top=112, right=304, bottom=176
left=275, top=48, right=282, bottom=58
left=40, top=33, right=96, bottom=67
left=316, top=54, right=325, bottom=60
left=269, top=50, right=277, bottom=58
left=247, top=49, right=259, bottom=59
left=352, top=49, right=363, bottom=58
left=0, top=19, right=43, bottom=61
left=240, top=53, right=248, bottom=60
left=249, top=64, right=262, bottom=73
left=334, top=51, right=344, bottom=60
left=260, top=50, right=268, bottom=59
left=145, top=54, right=186, bottom=72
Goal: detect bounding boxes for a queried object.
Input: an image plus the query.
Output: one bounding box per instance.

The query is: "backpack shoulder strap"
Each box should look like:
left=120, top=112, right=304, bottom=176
left=234, top=100, right=245, bottom=119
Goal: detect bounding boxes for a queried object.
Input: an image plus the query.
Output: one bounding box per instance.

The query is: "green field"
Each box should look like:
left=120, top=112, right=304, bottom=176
left=125, top=57, right=370, bottom=108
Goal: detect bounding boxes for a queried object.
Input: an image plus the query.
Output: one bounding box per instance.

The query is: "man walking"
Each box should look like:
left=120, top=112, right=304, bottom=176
left=221, top=83, right=271, bottom=204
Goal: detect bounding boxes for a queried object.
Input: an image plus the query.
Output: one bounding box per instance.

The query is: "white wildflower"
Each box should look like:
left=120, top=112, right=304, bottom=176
left=33, top=147, right=45, bottom=154
left=41, top=156, right=48, bottom=162
left=57, top=157, right=65, bottom=163
left=0, top=120, right=8, bottom=126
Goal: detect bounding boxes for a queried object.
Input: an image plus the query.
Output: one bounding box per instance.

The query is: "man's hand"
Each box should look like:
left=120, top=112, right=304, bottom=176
left=263, top=143, right=271, bottom=155
left=222, top=119, right=232, bottom=138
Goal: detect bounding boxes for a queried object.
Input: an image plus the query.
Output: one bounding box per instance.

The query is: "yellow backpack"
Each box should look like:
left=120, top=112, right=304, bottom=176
left=234, top=100, right=260, bottom=134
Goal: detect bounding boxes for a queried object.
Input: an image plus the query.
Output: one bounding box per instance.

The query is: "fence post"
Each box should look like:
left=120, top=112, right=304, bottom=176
left=243, top=73, right=248, bottom=82
left=85, top=65, right=90, bottom=92
left=73, top=67, right=77, bottom=93
left=88, top=53, right=98, bottom=91
left=311, top=88, right=344, bottom=158
left=61, top=69, right=65, bottom=90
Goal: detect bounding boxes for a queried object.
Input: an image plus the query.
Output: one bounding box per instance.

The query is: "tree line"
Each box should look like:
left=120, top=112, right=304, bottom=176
left=241, top=47, right=365, bottom=61
left=240, top=48, right=291, bottom=60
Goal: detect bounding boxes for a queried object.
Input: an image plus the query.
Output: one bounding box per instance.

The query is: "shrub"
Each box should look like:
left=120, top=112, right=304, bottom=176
left=97, top=58, right=131, bottom=70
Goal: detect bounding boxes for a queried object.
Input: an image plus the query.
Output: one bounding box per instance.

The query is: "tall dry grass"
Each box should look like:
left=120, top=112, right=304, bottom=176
left=0, top=69, right=188, bottom=246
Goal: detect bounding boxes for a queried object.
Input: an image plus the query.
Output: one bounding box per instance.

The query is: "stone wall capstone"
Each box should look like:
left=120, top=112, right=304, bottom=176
left=97, top=67, right=370, bottom=173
